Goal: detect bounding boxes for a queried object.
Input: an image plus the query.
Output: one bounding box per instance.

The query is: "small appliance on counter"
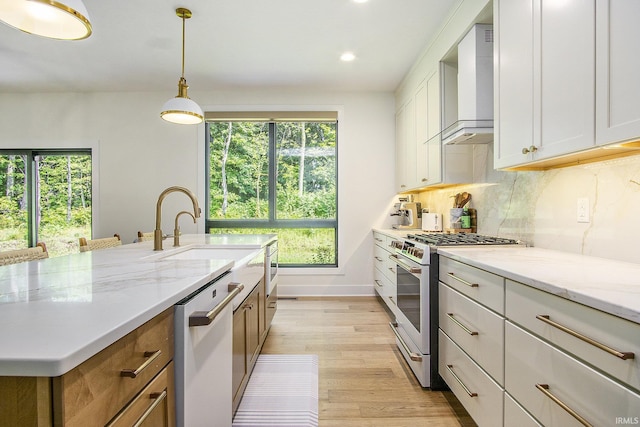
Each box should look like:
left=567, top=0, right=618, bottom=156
left=391, top=196, right=422, bottom=229
left=421, top=210, right=442, bottom=232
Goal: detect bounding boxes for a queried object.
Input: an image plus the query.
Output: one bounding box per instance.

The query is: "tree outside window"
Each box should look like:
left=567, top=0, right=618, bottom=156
left=206, top=118, right=338, bottom=267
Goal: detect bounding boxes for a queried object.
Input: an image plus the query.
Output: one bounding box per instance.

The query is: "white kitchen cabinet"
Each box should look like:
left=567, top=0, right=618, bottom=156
left=595, top=0, right=640, bottom=146
left=395, top=99, right=416, bottom=192
left=372, top=231, right=398, bottom=315
left=439, top=330, right=504, bottom=427
left=505, top=321, right=640, bottom=427
left=494, top=0, right=596, bottom=169
left=506, top=279, right=640, bottom=392
left=416, top=70, right=443, bottom=187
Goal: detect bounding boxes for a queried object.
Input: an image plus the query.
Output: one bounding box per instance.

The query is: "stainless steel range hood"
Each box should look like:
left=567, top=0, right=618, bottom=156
left=442, top=24, right=494, bottom=145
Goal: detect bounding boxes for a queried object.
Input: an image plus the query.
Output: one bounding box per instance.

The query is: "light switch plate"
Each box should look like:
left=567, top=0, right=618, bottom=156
left=577, top=198, right=590, bottom=223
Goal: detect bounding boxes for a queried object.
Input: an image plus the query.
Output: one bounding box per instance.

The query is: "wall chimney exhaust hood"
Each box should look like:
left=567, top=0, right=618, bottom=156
left=442, top=24, right=494, bottom=145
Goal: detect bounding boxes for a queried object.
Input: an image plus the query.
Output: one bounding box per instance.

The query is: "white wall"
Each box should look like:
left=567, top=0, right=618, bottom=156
left=0, top=88, right=396, bottom=296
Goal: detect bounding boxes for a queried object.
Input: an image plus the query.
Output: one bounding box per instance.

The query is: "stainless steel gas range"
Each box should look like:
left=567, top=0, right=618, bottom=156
left=387, top=233, right=520, bottom=389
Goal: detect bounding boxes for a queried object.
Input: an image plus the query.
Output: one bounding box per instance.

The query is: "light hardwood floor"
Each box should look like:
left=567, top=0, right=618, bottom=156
left=260, top=296, right=476, bottom=427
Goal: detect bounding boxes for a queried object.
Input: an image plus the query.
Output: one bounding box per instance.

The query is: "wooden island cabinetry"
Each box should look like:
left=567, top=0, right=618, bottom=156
left=232, top=278, right=266, bottom=413
left=0, top=308, right=175, bottom=426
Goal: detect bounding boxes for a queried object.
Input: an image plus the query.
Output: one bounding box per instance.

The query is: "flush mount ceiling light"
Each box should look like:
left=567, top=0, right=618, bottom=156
left=160, top=7, right=203, bottom=125
left=0, top=0, right=92, bottom=40
left=340, top=52, right=356, bottom=62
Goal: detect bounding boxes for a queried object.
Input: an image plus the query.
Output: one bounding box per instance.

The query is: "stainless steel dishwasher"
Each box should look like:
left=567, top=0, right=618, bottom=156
left=174, top=271, right=244, bottom=427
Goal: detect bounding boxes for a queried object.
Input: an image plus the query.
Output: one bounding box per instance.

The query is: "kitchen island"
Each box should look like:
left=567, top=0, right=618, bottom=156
left=0, top=233, right=275, bottom=426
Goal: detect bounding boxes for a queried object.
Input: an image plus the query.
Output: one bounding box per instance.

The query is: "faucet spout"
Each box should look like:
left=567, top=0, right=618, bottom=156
left=154, top=186, right=201, bottom=251
left=173, top=210, right=197, bottom=247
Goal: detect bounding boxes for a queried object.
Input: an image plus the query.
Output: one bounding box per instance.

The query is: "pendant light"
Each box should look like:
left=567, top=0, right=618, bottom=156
left=160, top=7, right=203, bottom=125
left=0, top=0, right=92, bottom=40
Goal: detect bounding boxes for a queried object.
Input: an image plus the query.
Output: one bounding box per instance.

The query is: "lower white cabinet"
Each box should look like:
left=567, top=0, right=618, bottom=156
left=505, top=321, right=640, bottom=427
left=439, top=330, right=504, bottom=427
left=504, top=393, right=541, bottom=427
left=373, top=231, right=398, bottom=315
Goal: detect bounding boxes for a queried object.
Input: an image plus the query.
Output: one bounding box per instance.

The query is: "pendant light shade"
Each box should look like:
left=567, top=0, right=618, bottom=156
left=161, top=8, right=203, bottom=125
left=0, top=0, right=92, bottom=40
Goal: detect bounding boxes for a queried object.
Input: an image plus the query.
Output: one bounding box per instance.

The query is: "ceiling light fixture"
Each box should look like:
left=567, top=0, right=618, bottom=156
left=0, top=0, right=92, bottom=40
left=340, top=52, right=356, bottom=62
left=160, top=7, right=203, bottom=125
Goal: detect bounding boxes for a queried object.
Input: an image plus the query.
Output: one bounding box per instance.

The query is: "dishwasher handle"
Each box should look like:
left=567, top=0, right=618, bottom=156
left=189, top=282, right=244, bottom=327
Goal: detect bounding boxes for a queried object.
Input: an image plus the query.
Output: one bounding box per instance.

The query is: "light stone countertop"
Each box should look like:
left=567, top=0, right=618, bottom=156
left=437, top=246, right=640, bottom=325
left=0, top=233, right=276, bottom=377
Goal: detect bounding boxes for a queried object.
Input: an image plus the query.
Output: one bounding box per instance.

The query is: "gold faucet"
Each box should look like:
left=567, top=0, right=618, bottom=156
left=173, top=210, right=196, bottom=247
left=154, top=186, right=201, bottom=251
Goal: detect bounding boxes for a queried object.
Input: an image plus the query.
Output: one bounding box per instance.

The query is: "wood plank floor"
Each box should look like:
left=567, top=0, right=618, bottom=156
left=260, top=296, right=477, bottom=427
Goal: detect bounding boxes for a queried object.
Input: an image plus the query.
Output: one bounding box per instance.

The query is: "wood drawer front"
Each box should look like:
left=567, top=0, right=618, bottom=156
left=439, top=256, right=505, bottom=314
left=106, top=361, right=175, bottom=427
left=53, top=308, right=174, bottom=427
left=506, top=279, right=640, bottom=391
left=439, top=283, right=505, bottom=385
left=439, top=330, right=504, bottom=427
left=505, top=321, right=640, bottom=427
left=505, top=392, right=542, bottom=427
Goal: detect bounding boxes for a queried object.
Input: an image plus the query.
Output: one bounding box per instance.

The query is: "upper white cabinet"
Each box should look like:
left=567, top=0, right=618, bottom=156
left=416, top=70, right=443, bottom=187
left=395, top=98, right=416, bottom=192
left=494, top=0, right=596, bottom=169
left=595, top=0, right=640, bottom=146
left=495, top=0, right=640, bottom=170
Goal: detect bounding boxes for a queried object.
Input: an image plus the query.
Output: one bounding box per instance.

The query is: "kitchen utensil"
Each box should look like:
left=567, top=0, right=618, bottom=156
left=459, top=192, right=471, bottom=208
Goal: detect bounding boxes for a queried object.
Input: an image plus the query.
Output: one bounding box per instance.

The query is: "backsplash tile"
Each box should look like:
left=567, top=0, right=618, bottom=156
left=416, top=153, right=640, bottom=264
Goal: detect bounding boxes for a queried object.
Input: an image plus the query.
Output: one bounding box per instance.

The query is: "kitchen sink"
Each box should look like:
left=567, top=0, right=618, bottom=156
left=159, top=247, right=258, bottom=261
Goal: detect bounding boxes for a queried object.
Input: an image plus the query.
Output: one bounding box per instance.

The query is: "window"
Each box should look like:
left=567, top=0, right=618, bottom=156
left=0, top=150, right=92, bottom=257
left=206, top=112, right=338, bottom=267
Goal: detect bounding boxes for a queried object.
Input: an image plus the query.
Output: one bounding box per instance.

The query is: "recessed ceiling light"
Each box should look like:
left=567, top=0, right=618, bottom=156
left=340, top=52, right=356, bottom=62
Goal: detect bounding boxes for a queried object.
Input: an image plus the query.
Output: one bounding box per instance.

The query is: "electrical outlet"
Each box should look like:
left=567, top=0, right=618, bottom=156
left=577, top=198, right=590, bottom=223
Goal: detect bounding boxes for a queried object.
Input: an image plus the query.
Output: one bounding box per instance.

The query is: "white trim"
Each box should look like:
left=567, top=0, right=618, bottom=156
left=198, top=104, right=345, bottom=274
left=277, top=283, right=375, bottom=298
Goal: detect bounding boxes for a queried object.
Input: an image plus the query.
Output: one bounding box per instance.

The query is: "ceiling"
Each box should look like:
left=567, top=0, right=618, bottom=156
left=0, top=0, right=460, bottom=94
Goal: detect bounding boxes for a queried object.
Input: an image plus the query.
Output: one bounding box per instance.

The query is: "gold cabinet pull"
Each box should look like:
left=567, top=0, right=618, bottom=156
left=522, top=145, right=538, bottom=154
left=535, top=384, right=592, bottom=427
left=189, top=283, right=244, bottom=327
left=374, top=256, right=383, bottom=262
left=536, top=315, right=634, bottom=360
left=447, top=272, right=478, bottom=288
left=374, top=280, right=383, bottom=288
left=447, top=313, right=478, bottom=336
left=120, top=350, right=162, bottom=378
left=446, top=364, right=477, bottom=397
left=389, top=322, right=422, bottom=361
left=133, top=390, right=168, bottom=427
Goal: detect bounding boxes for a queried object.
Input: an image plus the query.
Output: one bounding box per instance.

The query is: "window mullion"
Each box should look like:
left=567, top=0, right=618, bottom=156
left=268, top=122, right=277, bottom=224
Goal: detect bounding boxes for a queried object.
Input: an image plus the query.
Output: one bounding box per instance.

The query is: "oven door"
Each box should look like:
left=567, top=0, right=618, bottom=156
left=390, top=254, right=430, bottom=354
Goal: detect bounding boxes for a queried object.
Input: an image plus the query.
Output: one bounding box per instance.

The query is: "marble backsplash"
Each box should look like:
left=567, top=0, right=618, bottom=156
left=413, top=148, right=640, bottom=265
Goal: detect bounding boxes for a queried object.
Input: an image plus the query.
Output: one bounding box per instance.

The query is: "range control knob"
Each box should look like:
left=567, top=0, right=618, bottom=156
left=391, top=240, right=404, bottom=249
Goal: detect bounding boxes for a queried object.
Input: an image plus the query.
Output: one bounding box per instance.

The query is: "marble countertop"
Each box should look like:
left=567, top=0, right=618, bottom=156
left=0, top=233, right=276, bottom=377
left=437, top=246, right=640, bottom=325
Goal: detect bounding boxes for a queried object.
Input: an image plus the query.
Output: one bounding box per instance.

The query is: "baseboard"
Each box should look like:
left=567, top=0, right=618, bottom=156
left=277, top=283, right=375, bottom=298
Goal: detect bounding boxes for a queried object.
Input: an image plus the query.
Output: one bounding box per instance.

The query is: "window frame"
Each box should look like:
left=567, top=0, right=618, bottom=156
left=204, top=118, right=339, bottom=268
left=0, top=148, right=92, bottom=248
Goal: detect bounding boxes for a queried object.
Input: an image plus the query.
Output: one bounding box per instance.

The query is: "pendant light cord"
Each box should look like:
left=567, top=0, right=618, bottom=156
left=181, top=14, right=186, bottom=79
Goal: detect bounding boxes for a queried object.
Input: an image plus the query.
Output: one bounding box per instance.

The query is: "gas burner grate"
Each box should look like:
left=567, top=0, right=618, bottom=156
left=406, top=233, right=519, bottom=246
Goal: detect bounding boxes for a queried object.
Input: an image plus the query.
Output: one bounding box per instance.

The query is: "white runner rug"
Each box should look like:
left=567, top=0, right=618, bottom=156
left=232, top=354, right=319, bottom=427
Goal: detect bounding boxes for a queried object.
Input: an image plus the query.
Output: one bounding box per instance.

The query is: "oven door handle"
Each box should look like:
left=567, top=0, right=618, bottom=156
left=389, top=254, right=422, bottom=275
left=389, top=322, right=422, bottom=361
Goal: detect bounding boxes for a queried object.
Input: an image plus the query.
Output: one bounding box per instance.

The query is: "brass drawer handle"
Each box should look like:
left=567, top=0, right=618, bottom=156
left=374, top=280, right=383, bottom=288
left=536, top=315, right=634, bottom=360
left=120, top=350, right=162, bottom=378
left=189, top=283, right=244, bottom=326
left=446, top=364, right=477, bottom=397
left=374, top=237, right=383, bottom=242
left=535, top=384, right=592, bottom=427
left=133, top=390, right=168, bottom=427
left=447, top=313, right=478, bottom=336
left=374, top=256, right=383, bottom=262
left=447, top=272, right=478, bottom=288
left=389, top=322, right=422, bottom=361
